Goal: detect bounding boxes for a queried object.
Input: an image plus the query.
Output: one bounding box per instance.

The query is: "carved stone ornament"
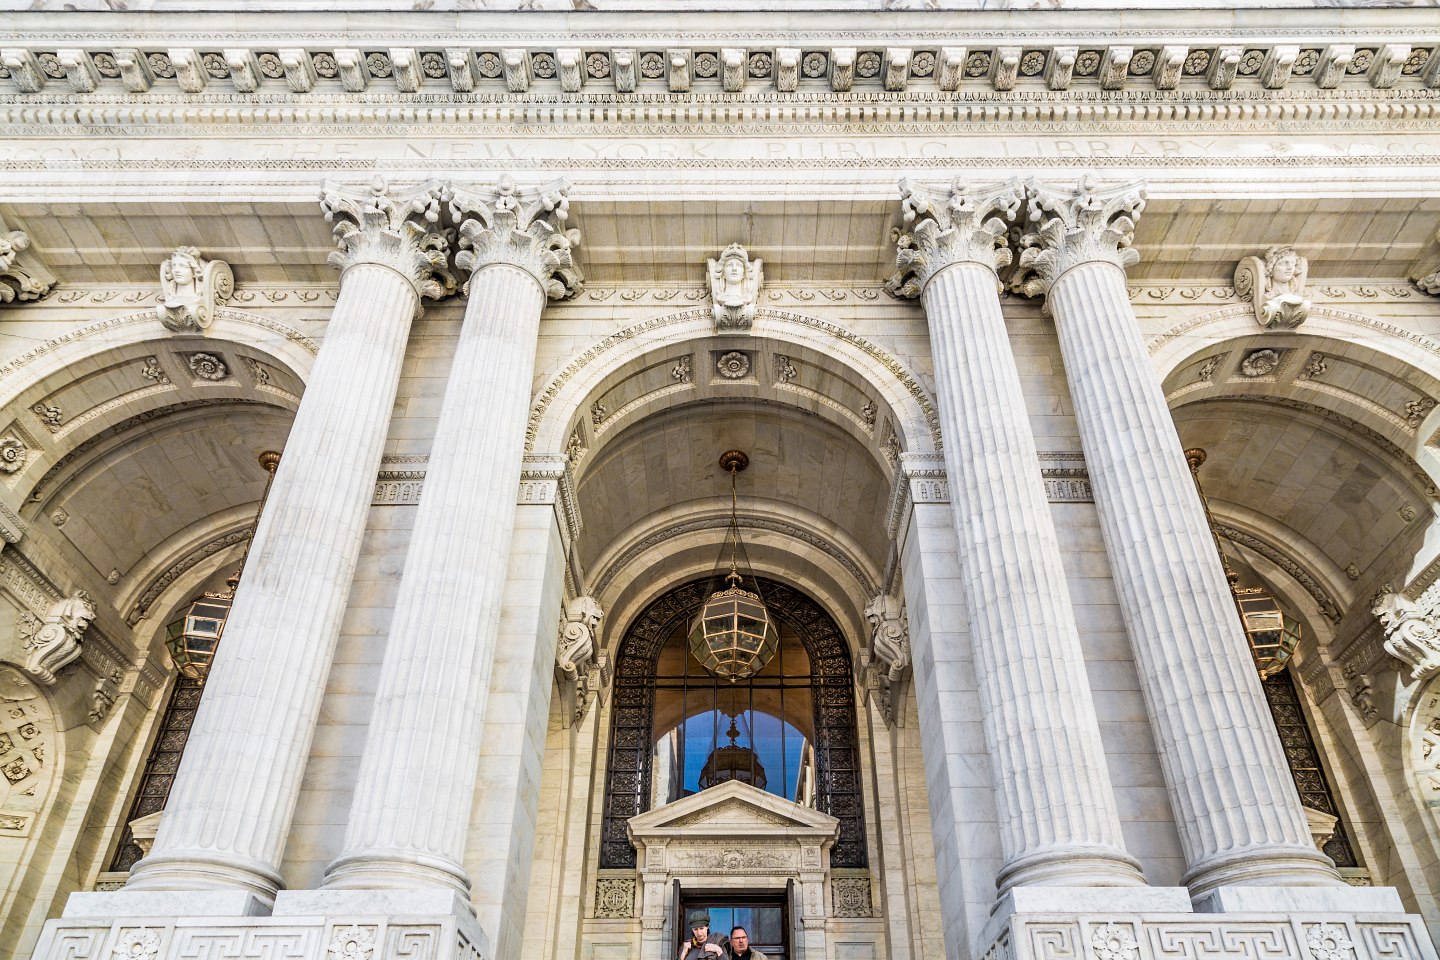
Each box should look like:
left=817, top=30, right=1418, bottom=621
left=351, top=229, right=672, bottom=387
left=0, top=435, right=27, bottom=474
left=156, top=246, right=234, bottom=332
left=1090, top=922, right=1140, bottom=960
left=0, top=229, right=56, bottom=304
left=886, top=176, right=1024, bottom=298
left=1306, top=922, right=1357, bottom=960
left=110, top=929, right=162, bottom=960
left=1235, top=244, right=1311, bottom=329
left=320, top=177, right=455, bottom=301
left=1011, top=176, right=1147, bottom=300
left=187, top=352, right=228, bottom=381
left=326, top=925, right=376, bottom=960
left=708, top=242, right=763, bottom=331
left=860, top=593, right=910, bottom=727
left=555, top=594, right=608, bottom=725
left=18, top=590, right=96, bottom=685
left=446, top=175, right=583, bottom=299
left=1371, top=588, right=1440, bottom=683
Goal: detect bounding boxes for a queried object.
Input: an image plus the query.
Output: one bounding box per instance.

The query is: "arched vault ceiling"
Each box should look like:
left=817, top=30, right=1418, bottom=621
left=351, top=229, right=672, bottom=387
left=1172, top=397, right=1429, bottom=581
left=43, top=406, right=292, bottom=582
left=575, top=400, right=891, bottom=578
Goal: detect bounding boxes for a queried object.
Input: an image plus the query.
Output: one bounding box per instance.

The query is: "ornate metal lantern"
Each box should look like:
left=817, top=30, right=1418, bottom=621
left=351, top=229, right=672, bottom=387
left=164, top=450, right=280, bottom=682
left=687, top=450, right=780, bottom=682
left=1186, top=448, right=1301, bottom=679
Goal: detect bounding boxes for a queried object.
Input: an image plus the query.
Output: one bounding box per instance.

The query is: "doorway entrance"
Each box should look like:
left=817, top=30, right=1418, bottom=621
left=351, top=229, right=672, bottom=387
left=679, top=889, right=789, bottom=960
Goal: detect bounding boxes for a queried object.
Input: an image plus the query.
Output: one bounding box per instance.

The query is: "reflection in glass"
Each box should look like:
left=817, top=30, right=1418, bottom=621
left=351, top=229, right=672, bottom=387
left=652, top=616, right=816, bottom=808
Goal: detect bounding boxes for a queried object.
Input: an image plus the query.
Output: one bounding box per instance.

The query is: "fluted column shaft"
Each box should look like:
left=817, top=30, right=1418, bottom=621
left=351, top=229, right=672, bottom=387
left=325, top=176, right=581, bottom=895
left=892, top=178, right=1142, bottom=890
left=129, top=181, right=452, bottom=899
left=1020, top=177, right=1339, bottom=894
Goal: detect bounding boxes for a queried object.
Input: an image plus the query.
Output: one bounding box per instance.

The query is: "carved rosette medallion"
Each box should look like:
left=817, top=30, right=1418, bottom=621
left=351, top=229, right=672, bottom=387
left=110, top=928, right=162, bottom=960
left=1305, top=922, right=1356, bottom=960
left=0, top=436, right=26, bottom=474
left=886, top=177, right=1024, bottom=297
left=326, top=924, right=376, bottom=960
left=446, top=175, right=583, bottom=299
left=320, top=177, right=455, bottom=301
left=1011, top=177, right=1147, bottom=299
left=1090, top=922, right=1140, bottom=960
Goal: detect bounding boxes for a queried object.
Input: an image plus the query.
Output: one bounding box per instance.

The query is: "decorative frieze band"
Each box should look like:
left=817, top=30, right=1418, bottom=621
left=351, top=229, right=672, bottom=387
left=4, top=41, right=1436, bottom=99
left=518, top=453, right=583, bottom=544
left=884, top=452, right=1093, bottom=540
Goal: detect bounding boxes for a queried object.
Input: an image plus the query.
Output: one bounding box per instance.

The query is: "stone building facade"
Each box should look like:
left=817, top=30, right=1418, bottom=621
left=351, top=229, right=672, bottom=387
left=1, top=3, right=1440, bottom=960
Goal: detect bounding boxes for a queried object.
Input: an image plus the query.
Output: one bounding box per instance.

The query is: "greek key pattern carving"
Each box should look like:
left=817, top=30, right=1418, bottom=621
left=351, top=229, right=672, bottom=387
left=30, top=919, right=481, bottom=960
left=992, top=918, right=1433, bottom=960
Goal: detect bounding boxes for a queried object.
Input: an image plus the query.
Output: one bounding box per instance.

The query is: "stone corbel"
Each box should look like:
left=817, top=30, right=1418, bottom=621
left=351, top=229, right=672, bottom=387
left=555, top=595, right=606, bottom=726
left=1414, top=227, right=1440, bottom=297
left=1371, top=587, right=1440, bottom=683
left=1303, top=805, right=1339, bottom=851
left=1235, top=245, right=1311, bottom=329
left=708, top=243, right=763, bottom=331
left=157, top=246, right=234, bottom=332
left=0, top=223, right=56, bottom=305
left=17, top=590, right=96, bottom=685
left=860, top=593, right=910, bottom=728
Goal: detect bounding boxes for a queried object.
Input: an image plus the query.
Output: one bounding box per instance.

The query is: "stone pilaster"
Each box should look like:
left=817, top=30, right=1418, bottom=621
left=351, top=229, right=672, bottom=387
left=888, top=178, right=1143, bottom=891
left=125, top=179, right=452, bottom=901
left=322, top=176, right=581, bottom=895
left=1014, top=176, right=1340, bottom=895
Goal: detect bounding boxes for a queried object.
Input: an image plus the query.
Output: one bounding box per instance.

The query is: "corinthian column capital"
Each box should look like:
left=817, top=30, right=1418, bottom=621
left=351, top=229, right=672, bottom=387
left=320, top=178, right=455, bottom=300
left=1012, top=176, right=1147, bottom=297
left=885, top=177, right=1023, bottom=298
left=446, top=175, right=584, bottom=300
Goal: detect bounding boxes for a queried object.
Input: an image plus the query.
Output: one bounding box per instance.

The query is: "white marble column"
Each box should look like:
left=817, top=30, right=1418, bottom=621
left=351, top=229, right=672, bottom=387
left=888, top=178, right=1143, bottom=891
left=126, top=180, right=453, bottom=900
left=1014, top=177, right=1340, bottom=895
left=322, top=177, right=582, bottom=895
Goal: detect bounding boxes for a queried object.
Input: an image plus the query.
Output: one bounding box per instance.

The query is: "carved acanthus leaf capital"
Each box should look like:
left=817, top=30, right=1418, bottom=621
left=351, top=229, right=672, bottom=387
left=1371, top=588, right=1440, bottom=683
left=320, top=178, right=455, bottom=301
left=446, top=176, right=583, bottom=300
left=19, top=589, right=96, bottom=685
left=0, top=229, right=56, bottom=305
left=860, top=592, right=911, bottom=727
left=1011, top=177, right=1147, bottom=298
left=556, top=594, right=607, bottom=726
left=885, top=177, right=1023, bottom=298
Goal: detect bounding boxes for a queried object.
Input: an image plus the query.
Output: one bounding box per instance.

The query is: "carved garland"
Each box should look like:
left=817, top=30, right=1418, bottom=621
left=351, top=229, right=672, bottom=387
left=599, top=577, right=867, bottom=871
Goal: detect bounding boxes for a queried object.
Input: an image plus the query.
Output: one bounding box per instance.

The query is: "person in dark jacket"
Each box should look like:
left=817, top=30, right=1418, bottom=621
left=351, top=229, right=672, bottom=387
left=677, top=910, right=726, bottom=960
left=727, top=926, right=768, bottom=960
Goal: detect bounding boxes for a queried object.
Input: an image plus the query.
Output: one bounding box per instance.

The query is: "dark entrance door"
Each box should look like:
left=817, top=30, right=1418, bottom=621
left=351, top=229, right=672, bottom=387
left=678, top=890, right=789, bottom=960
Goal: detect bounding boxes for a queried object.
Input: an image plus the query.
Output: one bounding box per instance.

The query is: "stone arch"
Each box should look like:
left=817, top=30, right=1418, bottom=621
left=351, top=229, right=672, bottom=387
left=597, top=576, right=866, bottom=871
left=1404, top=675, right=1440, bottom=864
left=527, top=306, right=941, bottom=477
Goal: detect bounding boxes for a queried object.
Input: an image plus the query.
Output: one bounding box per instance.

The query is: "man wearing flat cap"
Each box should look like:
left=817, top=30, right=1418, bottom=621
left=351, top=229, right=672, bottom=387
left=677, top=910, right=726, bottom=960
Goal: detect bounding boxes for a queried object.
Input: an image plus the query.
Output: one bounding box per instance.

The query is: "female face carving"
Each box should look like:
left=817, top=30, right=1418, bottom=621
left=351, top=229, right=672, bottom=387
left=723, top=256, right=745, bottom=284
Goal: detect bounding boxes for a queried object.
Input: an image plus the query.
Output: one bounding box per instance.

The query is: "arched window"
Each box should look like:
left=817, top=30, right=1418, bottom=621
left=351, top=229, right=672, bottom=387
left=600, top=578, right=866, bottom=870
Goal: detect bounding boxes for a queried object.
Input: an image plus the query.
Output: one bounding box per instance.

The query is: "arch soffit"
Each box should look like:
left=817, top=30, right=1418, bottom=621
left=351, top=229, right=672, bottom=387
left=527, top=307, right=941, bottom=468
left=589, top=497, right=881, bottom=603
left=0, top=307, right=316, bottom=412
left=1153, top=307, right=1440, bottom=477
left=115, top=503, right=256, bottom=632
left=1402, top=675, right=1440, bottom=840
left=598, top=547, right=868, bottom=670
left=1209, top=499, right=1351, bottom=626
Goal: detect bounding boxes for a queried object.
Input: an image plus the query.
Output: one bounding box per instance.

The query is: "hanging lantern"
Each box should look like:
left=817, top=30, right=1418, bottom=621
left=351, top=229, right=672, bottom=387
left=698, top=717, right=768, bottom=791
left=1186, top=448, right=1302, bottom=679
left=164, top=450, right=280, bottom=682
left=687, top=450, right=781, bottom=682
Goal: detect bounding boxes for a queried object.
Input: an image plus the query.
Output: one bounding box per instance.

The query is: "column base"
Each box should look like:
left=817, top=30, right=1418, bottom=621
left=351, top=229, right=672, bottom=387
left=979, top=885, right=1436, bottom=960
left=31, top=887, right=489, bottom=960
left=1180, top=843, right=1342, bottom=895
left=124, top=850, right=283, bottom=903
left=321, top=850, right=472, bottom=897
left=995, top=846, right=1150, bottom=892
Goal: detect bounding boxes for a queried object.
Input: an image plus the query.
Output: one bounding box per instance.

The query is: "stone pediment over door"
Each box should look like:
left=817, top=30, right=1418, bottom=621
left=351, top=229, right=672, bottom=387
left=627, top=781, right=839, bottom=960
